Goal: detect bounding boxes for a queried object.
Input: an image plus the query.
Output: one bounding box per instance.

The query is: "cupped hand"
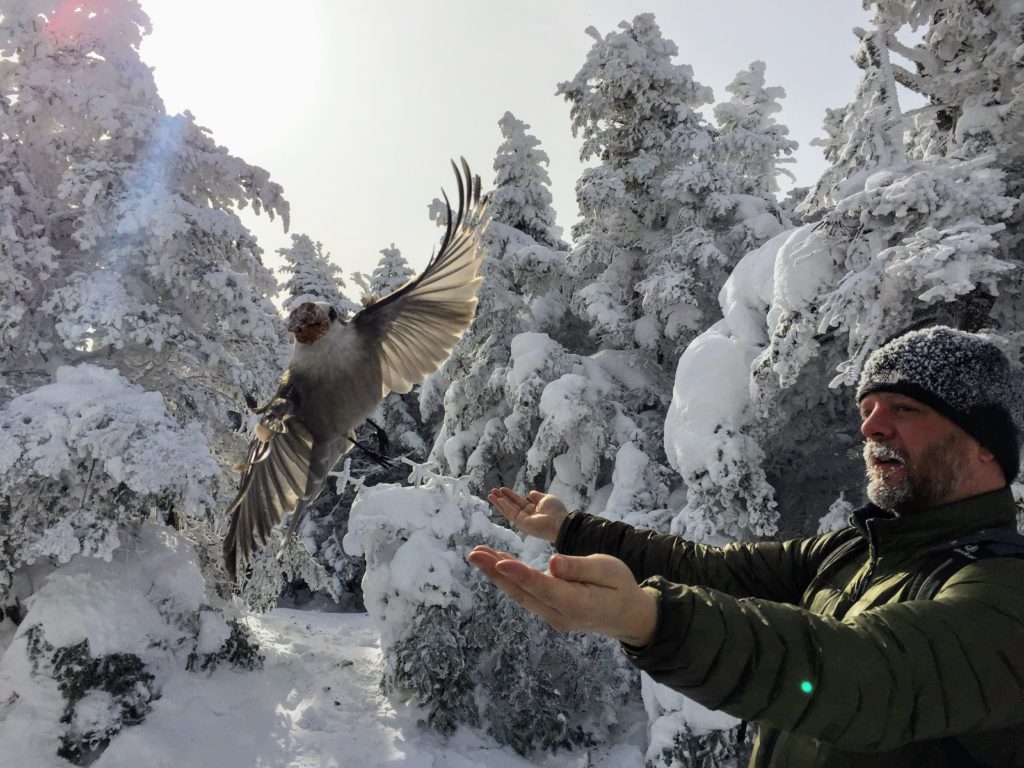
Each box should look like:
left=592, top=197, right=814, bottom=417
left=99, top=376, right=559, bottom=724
left=466, top=545, right=657, bottom=647
left=486, top=487, right=568, bottom=543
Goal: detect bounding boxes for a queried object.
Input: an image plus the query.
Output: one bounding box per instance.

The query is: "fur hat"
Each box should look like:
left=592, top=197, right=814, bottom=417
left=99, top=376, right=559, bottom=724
left=857, top=326, right=1023, bottom=482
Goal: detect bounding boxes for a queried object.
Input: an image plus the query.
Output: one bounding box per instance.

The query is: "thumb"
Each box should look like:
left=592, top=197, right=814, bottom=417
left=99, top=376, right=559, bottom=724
left=549, top=553, right=633, bottom=588
left=527, top=490, right=544, bottom=502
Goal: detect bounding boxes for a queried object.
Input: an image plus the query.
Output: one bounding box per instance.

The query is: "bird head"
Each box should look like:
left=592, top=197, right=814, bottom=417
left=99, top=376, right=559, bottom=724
left=286, top=301, right=340, bottom=345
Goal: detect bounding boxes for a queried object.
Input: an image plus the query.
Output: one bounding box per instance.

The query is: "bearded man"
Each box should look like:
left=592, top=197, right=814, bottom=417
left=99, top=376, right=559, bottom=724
left=469, top=326, right=1024, bottom=767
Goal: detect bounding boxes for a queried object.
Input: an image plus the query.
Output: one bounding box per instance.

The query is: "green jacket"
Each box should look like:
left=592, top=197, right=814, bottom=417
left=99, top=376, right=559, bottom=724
left=555, top=488, right=1024, bottom=767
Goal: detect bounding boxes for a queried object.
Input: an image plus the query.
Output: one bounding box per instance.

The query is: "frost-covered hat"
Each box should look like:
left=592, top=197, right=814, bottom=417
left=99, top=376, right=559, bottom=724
left=857, top=326, right=1023, bottom=482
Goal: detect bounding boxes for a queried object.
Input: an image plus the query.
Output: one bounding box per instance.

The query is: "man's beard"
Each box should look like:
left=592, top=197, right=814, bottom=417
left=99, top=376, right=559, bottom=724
left=864, top=434, right=968, bottom=514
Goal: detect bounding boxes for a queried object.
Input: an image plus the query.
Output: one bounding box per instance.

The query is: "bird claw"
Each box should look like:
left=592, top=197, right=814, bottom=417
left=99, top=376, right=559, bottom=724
left=254, top=398, right=295, bottom=440
left=264, top=415, right=288, bottom=434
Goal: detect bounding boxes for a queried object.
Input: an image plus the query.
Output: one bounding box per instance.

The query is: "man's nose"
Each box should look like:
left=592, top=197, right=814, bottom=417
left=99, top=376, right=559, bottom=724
left=861, top=404, right=895, bottom=441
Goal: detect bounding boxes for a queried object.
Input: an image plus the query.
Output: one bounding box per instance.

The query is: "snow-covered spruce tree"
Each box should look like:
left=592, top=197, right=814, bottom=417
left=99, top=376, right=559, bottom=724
left=278, top=233, right=359, bottom=315
left=0, top=0, right=291, bottom=586
left=489, top=111, right=564, bottom=249
left=799, top=25, right=905, bottom=219
left=344, top=467, right=636, bottom=756
left=553, top=16, right=794, bottom=533
left=0, top=519, right=264, bottom=763
left=714, top=60, right=798, bottom=199
left=367, top=242, right=416, bottom=298
left=675, top=7, right=1023, bottom=544
left=422, top=226, right=552, bottom=496
left=558, top=16, right=789, bottom=371
left=870, top=1, right=1024, bottom=172
left=422, top=113, right=574, bottom=498
left=558, top=14, right=717, bottom=363
left=712, top=60, right=799, bottom=259
left=868, top=0, right=1024, bottom=274
left=652, top=61, right=803, bottom=544
left=0, top=3, right=286, bottom=759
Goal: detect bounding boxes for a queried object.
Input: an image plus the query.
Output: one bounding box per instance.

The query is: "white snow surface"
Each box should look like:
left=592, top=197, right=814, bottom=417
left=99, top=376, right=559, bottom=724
left=663, top=228, right=794, bottom=478
left=0, top=521, right=646, bottom=768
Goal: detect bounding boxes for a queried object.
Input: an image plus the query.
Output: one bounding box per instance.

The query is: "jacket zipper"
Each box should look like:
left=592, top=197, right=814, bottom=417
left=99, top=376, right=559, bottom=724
left=850, top=520, right=879, bottom=601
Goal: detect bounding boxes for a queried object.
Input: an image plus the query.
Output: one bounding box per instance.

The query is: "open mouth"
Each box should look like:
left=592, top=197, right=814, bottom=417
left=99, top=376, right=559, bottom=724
left=865, top=444, right=907, bottom=472
left=872, top=458, right=904, bottom=470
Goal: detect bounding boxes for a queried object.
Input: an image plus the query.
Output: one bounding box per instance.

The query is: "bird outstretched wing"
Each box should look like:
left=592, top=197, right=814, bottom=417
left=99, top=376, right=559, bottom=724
left=353, top=158, right=489, bottom=395
left=222, top=382, right=316, bottom=580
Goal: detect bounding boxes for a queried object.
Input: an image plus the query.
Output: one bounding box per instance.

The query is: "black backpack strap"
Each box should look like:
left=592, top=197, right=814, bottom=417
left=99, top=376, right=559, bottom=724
left=910, top=529, right=1024, bottom=601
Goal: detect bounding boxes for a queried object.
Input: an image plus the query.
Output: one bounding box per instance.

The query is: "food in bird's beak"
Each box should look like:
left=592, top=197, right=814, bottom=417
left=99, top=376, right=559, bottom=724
left=287, top=302, right=330, bottom=345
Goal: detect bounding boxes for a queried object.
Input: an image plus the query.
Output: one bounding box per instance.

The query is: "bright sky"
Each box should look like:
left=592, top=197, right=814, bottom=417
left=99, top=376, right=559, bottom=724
left=138, top=0, right=875, bottom=283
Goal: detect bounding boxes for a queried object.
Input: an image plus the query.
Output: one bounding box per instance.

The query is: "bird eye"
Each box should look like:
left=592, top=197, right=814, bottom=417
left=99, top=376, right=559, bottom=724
left=328, top=307, right=338, bottom=321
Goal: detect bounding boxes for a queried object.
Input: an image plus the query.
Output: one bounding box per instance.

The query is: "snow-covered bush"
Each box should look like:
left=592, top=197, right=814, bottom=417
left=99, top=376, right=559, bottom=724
left=644, top=676, right=749, bottom=768
left=0, top=523, right=261, bottom=766
left=0, top=365, right=219, bottom=601
left=344, top=465, right=636, bottom=755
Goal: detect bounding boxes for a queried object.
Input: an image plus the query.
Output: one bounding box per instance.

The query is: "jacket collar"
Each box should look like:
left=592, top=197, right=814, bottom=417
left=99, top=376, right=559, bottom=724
left=849, top=487, right=1018, bottom=557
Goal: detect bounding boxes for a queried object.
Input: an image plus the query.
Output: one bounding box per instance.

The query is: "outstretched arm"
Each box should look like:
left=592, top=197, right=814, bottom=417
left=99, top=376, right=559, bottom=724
left=488, top=486, right=850, bottom=603
left=470, top=548, right=1024, bottom=751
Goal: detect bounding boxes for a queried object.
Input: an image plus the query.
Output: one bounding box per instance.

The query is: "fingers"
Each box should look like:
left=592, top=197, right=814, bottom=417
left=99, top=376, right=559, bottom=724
left=548, top=554, right=633, bottom=588
left=487, top=487, right=523, bottom=516
left=467, top=548, right=568, bottom=623
left=466, top=544, right=515, bottom=567
left=467, top=547, right=529, bottom=598
left=467, top=547, right=567, bottom=610
left=494, top=557, right=584, bottom=613
left=487, top=486, right=527, bottom=508
left=491, top=559, right=576, bottom=626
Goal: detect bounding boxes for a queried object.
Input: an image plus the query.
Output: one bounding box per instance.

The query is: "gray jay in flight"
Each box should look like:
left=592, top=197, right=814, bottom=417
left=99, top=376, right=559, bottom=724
left=224, top=159, right=487, bottom=580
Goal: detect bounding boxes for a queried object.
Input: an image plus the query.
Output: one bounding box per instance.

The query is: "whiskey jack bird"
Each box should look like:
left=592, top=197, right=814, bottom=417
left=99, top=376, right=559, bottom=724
left=223, top=159, right=488, bottom=580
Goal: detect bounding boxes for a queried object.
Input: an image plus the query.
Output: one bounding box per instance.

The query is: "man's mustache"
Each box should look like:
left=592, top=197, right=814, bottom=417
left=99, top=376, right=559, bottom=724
left=863, top=442, right=908, bottom=465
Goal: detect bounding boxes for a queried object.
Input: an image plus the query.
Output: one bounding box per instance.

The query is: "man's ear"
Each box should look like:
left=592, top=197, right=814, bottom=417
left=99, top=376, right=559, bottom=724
left=974, top=442, right=1008, bottom=486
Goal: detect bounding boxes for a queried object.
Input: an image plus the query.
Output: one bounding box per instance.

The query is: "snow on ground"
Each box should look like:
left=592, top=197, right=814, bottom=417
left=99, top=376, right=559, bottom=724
left=86, top=609, right=644, bottom=768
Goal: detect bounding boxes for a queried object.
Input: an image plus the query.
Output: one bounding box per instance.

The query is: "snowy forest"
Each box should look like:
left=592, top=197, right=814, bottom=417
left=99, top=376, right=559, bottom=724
left=2, top=1, right=1024, bottom=766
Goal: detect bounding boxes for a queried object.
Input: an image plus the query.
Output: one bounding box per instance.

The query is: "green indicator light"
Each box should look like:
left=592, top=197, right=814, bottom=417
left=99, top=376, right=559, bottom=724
left=800, top=681, right=814, bottom=694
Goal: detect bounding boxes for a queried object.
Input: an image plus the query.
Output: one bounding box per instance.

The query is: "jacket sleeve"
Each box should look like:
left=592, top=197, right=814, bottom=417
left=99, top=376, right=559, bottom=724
left=556, top=511, right=854, bottom=604
left=623, top=558, right=1024, bottom=751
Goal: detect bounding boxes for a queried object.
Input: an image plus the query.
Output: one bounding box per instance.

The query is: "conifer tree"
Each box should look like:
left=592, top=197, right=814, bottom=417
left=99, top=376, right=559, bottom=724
left=0, top=0, right=289, bottom=599
left=424, top=114, right=570, bottom=496
left=278, top=233, right=358, bottom=315
left=489, top=111, right=563, bottom=248
left=0, top=2, right=289, bottom=758
left=714, top=60, right=798, bottom=197
left=369, top=243, right=415, bottom=297
left=672, top=4, right=1023, bottom=556
left=557, top=14, right=720, bottom=359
